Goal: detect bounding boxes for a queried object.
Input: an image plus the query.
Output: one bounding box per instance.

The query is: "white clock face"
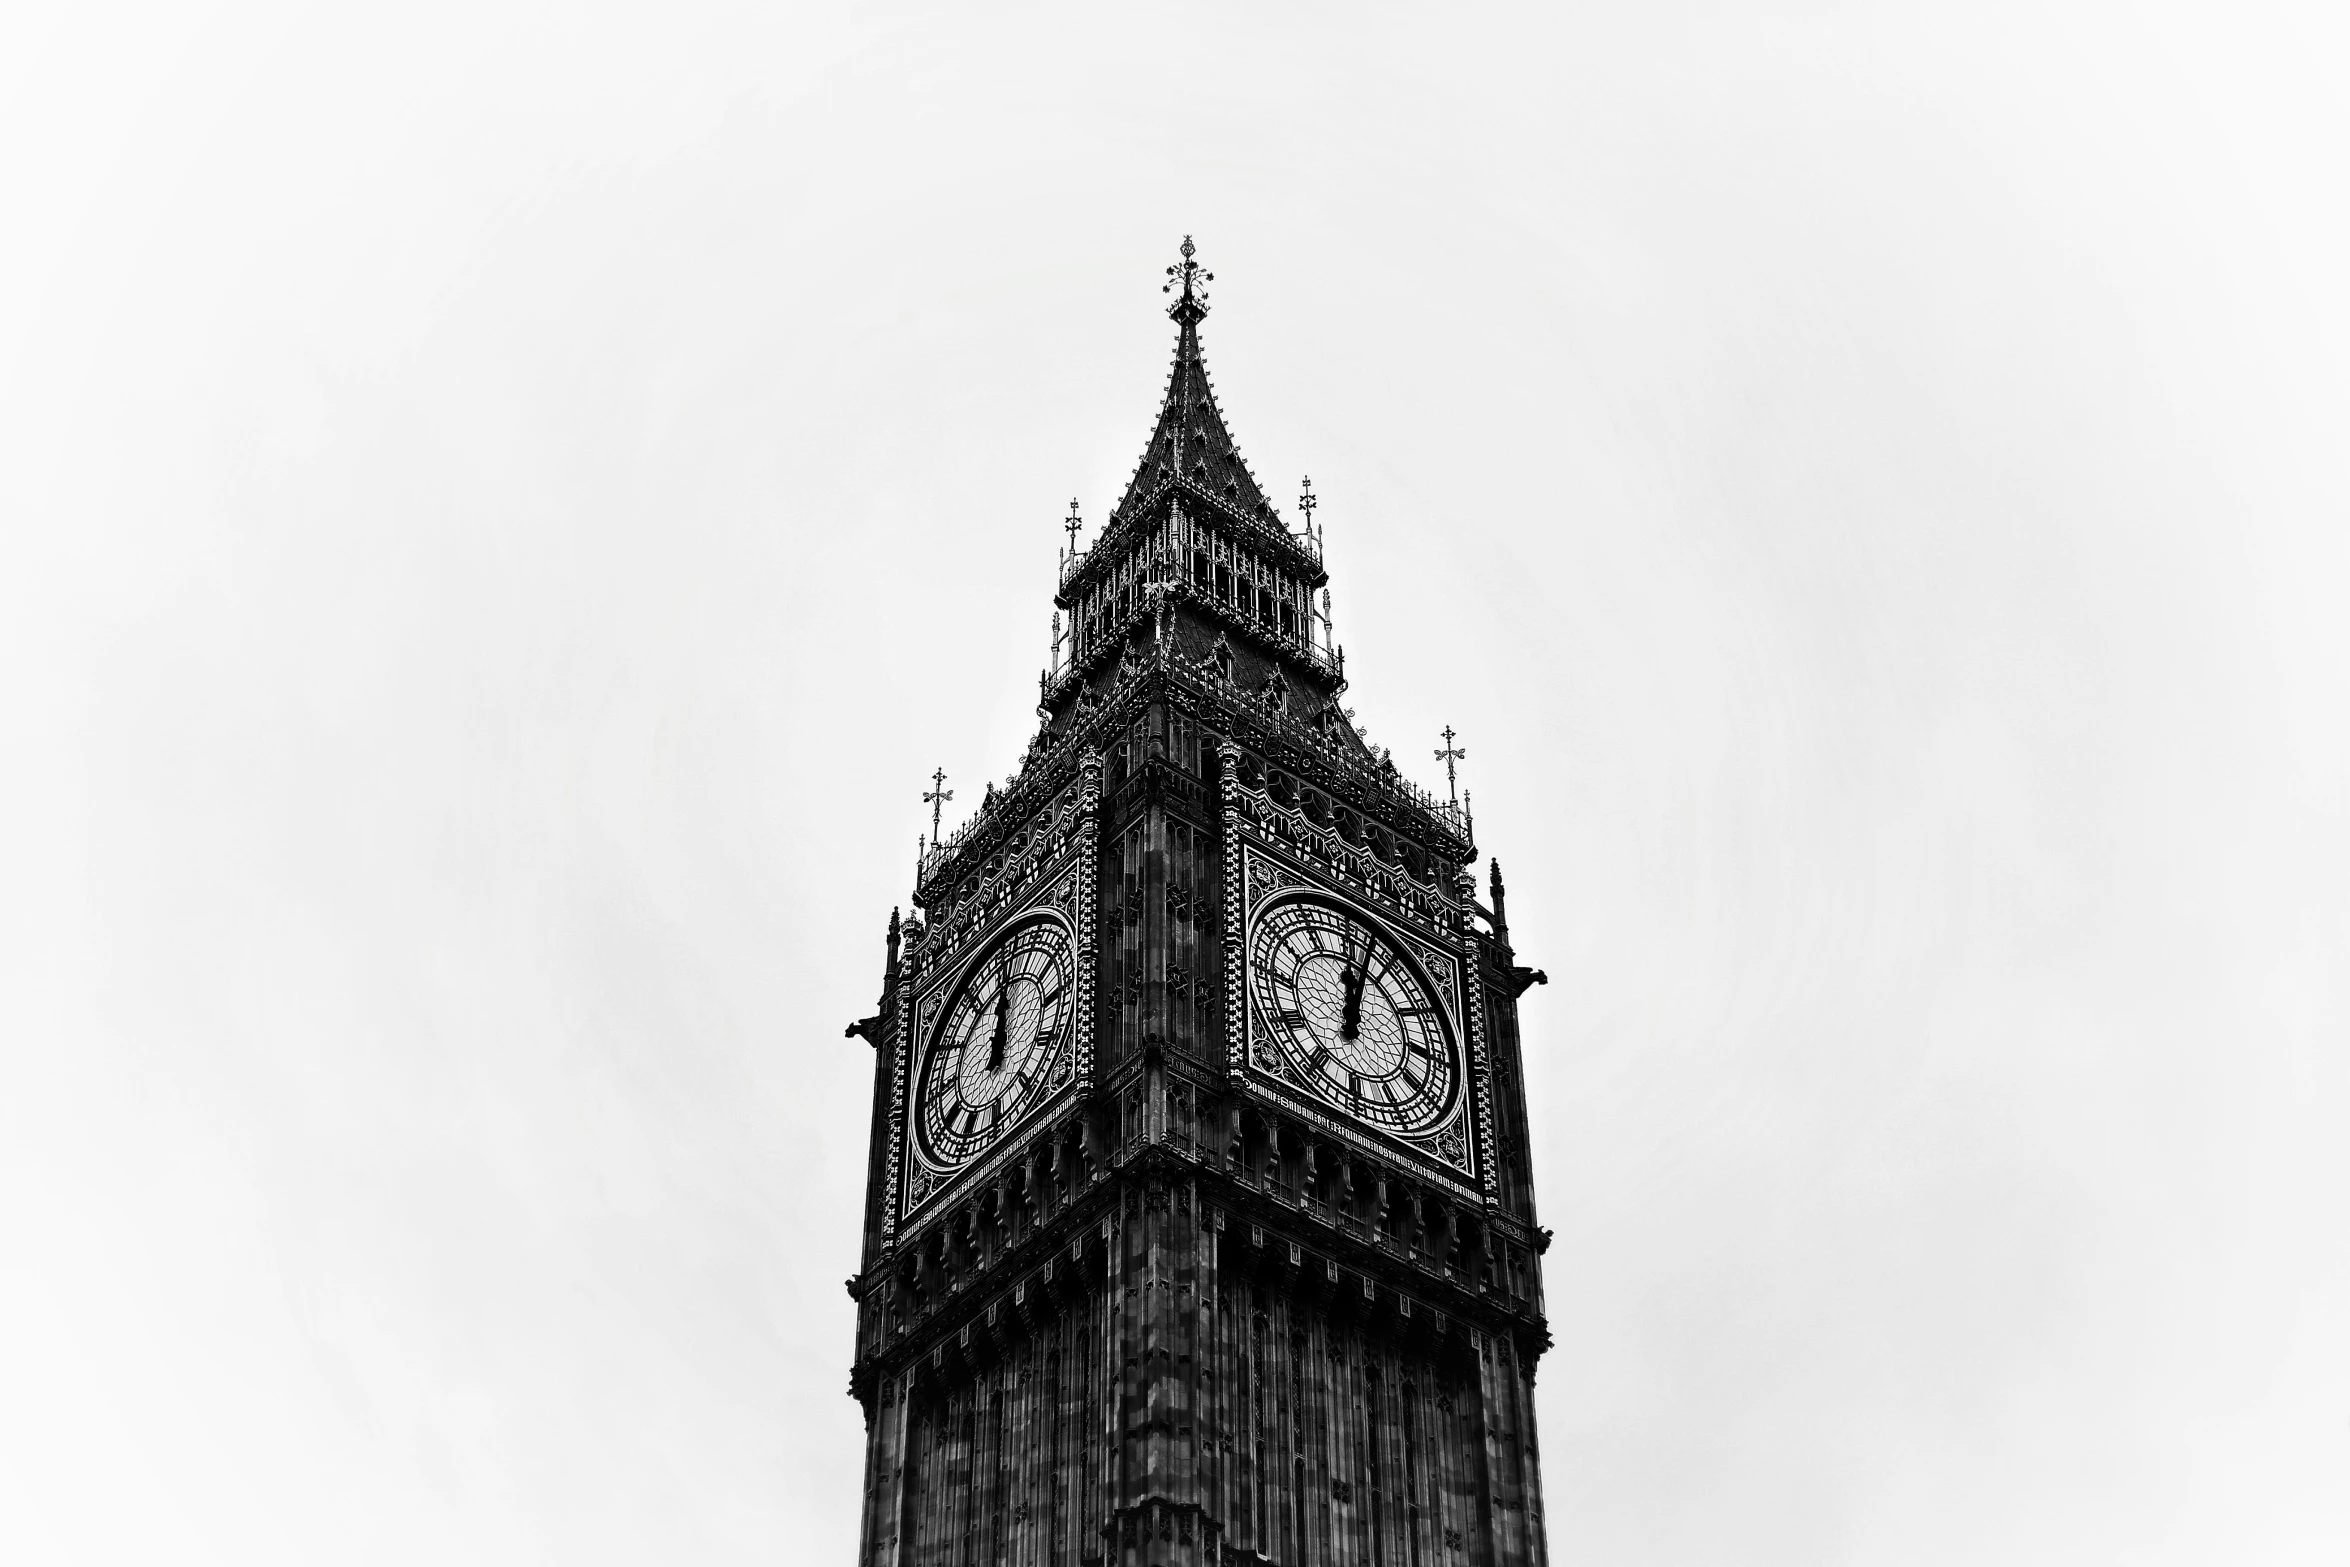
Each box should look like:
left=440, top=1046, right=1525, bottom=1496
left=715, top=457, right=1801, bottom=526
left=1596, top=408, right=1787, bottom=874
left=1248, top=895, right=1458, bottom=1135
left=916, top=917, right=1073, bottom=1168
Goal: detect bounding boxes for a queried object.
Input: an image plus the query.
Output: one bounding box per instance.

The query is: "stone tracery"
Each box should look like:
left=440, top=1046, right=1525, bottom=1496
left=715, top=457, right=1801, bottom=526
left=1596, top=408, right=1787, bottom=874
left=844, top=241, right=1552, bottom=1567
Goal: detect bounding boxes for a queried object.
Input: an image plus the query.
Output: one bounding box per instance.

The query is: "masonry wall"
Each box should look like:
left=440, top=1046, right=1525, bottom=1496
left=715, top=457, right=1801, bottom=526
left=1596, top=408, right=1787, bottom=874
left=860, top=1165, right=1545, bottom=1567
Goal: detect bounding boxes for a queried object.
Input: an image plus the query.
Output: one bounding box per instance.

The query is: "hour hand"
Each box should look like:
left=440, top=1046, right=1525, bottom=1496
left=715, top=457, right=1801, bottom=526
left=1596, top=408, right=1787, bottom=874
left=1340, top=964, right=1366, bottom=1039
left=986, top=984, right=1010, bottom=1070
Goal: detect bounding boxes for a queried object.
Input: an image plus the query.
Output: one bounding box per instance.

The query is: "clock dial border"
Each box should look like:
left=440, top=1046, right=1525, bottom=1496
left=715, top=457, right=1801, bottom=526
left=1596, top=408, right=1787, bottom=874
left=913, top=913, right=1073, bottom=1170
left=900, top=884, right=1083, bottom=1220
left=1238, top=842, right=1479, bottom=1183
left=1246, top=893, right=1461, bottom=1136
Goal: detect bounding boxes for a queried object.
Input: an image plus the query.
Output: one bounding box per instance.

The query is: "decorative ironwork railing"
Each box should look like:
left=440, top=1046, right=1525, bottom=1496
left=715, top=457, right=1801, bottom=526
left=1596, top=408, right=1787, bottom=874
left=922, top=610, right=1469, bottom=899
left=1040, top=585, right=1342, bottom=708
left=1229, top=694, right=1473, bottom=850
left=1060, top=480, right=1321, bottom=594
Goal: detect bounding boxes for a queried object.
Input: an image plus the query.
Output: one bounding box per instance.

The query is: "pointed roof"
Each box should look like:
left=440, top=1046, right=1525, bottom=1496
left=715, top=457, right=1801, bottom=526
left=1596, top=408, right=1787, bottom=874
left=1109, top=238, right=1278, bottom=529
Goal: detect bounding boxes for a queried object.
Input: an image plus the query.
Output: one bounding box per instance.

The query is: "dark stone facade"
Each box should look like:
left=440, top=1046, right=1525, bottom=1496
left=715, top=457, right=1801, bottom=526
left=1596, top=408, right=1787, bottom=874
left=845, top=243, right=1552, bottom=1567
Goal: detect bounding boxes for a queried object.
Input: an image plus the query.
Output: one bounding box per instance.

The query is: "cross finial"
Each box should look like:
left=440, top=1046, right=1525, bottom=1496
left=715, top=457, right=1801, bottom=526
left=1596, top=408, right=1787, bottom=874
left=923, top=767, right=954, bottom=841
left=1163, top=235, right=1213, bottom=317
left=1298, top=476, right=1318, bottom=544
left=1434, top=725, right=1467, bottom=807
left=1063, top=498, right=1083, bottom=559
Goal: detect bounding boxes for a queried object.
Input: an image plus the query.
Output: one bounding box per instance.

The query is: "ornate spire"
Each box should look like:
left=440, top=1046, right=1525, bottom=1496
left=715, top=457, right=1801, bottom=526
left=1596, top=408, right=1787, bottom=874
left=1113, top=237, right=1273, bottom=527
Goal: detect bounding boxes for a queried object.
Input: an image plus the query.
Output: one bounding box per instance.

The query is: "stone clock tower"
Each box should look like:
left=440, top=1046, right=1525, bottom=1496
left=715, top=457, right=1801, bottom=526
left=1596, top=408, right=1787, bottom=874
left=845, top=241, right=1553, bottom=1567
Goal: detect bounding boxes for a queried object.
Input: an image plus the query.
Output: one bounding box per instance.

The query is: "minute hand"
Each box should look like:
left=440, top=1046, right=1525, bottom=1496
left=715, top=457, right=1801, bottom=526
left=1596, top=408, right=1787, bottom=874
left=1340, top=964, right=1366, bottom=1040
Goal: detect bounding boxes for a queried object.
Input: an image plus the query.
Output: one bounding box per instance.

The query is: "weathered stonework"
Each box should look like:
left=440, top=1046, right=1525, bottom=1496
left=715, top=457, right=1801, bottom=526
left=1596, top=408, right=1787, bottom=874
left=845, top=242, right=1553, bottom=1567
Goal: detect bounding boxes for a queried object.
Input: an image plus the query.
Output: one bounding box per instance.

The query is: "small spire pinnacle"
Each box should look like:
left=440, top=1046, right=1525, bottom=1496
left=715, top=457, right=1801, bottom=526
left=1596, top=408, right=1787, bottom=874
left=1163, top=235, right=1212, bottom=321
left=1298, top=475, right=1318, bottom=549
left=1435, top=725, right=1466, bottom=807
left=1063, top=498, right=1083, bottom=562
left=923, top=768, right=953, bottom=842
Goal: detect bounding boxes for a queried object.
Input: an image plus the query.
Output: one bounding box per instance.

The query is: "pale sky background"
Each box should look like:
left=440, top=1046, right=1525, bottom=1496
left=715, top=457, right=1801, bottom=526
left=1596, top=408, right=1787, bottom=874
left=3, top=3, right=2347, bottom=1563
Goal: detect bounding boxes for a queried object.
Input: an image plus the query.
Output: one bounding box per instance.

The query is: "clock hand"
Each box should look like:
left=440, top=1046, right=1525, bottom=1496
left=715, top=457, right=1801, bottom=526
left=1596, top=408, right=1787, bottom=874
left=987, top=979, right=1009, bottom=1071
left=1340, top=962, right=1365, bottom=1041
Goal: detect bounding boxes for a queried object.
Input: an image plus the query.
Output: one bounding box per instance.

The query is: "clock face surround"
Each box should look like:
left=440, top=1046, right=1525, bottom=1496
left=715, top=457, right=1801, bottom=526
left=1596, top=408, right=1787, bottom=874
left=1248, top=893, right=1459, bottom=1137
left=916, top=915, right=1073, bottom=1169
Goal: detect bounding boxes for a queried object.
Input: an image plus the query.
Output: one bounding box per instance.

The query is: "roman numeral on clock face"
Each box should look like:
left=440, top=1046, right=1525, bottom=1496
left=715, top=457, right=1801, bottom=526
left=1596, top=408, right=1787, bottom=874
left=919, top=916, right=1076, bottom=1171
left=1250, top=896, right=1458, bottom=1136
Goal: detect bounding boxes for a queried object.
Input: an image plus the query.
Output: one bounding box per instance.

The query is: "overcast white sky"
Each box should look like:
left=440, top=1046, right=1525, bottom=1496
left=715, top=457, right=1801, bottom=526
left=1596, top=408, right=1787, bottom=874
left=4, top=3, right=2347, bottom=1563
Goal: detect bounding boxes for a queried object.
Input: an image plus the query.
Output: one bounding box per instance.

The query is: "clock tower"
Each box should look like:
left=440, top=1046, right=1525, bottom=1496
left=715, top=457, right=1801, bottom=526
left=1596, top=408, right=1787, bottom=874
left=845, top=240, right=1553, bottom=1567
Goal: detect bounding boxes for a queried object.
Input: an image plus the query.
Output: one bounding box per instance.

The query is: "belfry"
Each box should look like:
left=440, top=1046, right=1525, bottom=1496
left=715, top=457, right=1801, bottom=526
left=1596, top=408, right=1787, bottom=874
left=845, top=240, right=1554, bottom=1566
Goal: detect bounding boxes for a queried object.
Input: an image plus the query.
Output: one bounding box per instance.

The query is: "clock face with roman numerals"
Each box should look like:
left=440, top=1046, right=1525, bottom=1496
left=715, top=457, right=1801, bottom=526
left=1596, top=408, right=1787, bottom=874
left=1248, top=895, right=1458, bottom=1136
left=916, top=917, right=1072, bottom=1169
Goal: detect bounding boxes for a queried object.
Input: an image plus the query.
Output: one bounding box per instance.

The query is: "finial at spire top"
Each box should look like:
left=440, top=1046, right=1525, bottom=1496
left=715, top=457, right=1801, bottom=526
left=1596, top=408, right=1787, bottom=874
left=1163, top=235, right=1213, bottom=320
